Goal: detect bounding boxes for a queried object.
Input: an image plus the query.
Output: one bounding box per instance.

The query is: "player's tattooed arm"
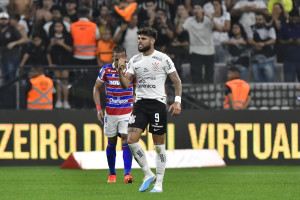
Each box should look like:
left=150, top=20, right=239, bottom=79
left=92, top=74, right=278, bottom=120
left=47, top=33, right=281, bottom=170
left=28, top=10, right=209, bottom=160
left=168, top=71, right=182, bottom=97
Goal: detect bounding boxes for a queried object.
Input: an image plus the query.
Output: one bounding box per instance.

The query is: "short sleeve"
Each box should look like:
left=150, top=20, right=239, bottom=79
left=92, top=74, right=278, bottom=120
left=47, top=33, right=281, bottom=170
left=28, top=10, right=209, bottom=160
left=246, top=26, right=253, bottom=38
left=269, top=27, right=276, bottom=39
left=97, top=67, right=106, bottom=83
left=164, top=55, right=176, bottom=74
left=182, top=17, right=191, bottom=31
left=126, top=58, right=135, bottom=75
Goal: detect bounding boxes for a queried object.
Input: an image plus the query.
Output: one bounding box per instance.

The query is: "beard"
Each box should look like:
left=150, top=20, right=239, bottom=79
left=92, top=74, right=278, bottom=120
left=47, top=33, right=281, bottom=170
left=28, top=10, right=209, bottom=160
left=256, top=23, right=265, bottom=28
left=138, top=44, right=151, bottom=52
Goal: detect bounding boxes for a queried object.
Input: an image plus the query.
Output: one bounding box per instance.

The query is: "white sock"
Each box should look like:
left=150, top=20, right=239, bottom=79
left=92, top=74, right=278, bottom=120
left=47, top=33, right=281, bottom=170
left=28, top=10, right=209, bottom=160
left=128, top=142, right=154, bottom=177
left=154, top=144, right=166, bottom=190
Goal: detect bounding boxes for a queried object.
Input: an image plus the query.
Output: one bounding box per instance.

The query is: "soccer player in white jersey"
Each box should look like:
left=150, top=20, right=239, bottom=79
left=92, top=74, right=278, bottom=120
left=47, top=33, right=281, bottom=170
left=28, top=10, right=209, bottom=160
left=117, top=27, right=182, bottom=193
left=93, top=46, right=135, bottom=183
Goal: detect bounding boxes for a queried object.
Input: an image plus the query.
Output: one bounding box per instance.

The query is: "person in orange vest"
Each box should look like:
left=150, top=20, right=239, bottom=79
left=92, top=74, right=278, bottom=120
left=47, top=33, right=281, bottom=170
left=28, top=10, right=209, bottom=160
left=71, top=6, right=100, bottom=65
left=223, top=66, right=251, bottom=110
left=27, top=66, right=54, bottom=110
left=96, top=28, right=116, bottom=67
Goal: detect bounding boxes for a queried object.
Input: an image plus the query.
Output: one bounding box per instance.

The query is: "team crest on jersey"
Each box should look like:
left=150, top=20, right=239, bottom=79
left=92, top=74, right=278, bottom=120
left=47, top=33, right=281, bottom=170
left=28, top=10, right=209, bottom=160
left=152, top=62, right=159, bottom=71
left=128, top=115, right=136, bottom=124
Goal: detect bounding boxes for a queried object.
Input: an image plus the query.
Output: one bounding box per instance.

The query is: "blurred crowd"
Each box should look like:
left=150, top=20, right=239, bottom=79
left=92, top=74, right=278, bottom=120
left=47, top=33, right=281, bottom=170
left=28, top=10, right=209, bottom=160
left=1, top=0, right=300, bottom=88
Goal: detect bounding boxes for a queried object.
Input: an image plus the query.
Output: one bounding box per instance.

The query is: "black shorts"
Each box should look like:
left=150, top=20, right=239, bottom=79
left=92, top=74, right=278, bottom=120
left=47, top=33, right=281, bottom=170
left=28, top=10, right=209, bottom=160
left=128, top=99, right=167, bottom=135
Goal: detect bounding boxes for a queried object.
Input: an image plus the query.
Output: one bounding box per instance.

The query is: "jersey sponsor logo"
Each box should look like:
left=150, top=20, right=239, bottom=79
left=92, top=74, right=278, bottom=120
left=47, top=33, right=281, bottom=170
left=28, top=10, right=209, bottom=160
left=138, top=84, right=156, bottom=88
left=108, top=80, right=120, bottom=85
left=152, top=62, right=159, bottom=71
left=166, top=59, right=173, bottom=70
left=144, top=68, right=149, bottom=72
left=152, top=56, right=162, bottom=61
left=129, top=114, right=136, bottom=124
left=134, top=67, right=141, bottom=70
left=138, top=79, right=146, bottom=83
left=144, top=77, right=156, bottom=80
left=109, top=97, right=129, bottom=105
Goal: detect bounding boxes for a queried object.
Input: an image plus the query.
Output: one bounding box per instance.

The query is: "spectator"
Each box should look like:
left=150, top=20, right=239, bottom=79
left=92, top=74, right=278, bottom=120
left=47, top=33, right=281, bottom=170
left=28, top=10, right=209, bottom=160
left=177, top=4, right=223, bottom=83
left=268, top=3, right=288, bottom=63
left=138, top=0, right=157, bottom=27
left=97, top=5, right=112, bottom=36
left=47, top=20, right=73, bottom=109
left=0, top=12, right=24, bottom=82
left=222, top=23, right=249, bottom=80
left=26, top=66, right=53, bottom=110
left=279, top=9, right=300, bottom=82
left=169, top=4, right=190, bottom=78
left=185, top=0, right=210, bottom=14
left=9, top=14, right=29, bottom=47
left=223, top=66, right=251, bottom=110
left=97, top=28, right=116, bottom=66
left=35, top=0, right=53, bottom=28
left=8, top=0, right=32, bottom=16
left=19, top=33, right=48, bottom=67
left=230, top=0, right=268, bottom=30
left=211, top=0, right=231, bottom=63
left=43, top=5, right=71, bottom=36
left=247, top=13, right=276, bottom=82
left=64, top=0, right=78, bottom=23
left=71, top=6, right=100, bottom=65
left=268, top=0, right=293, bottom=14
left=113, top=13, right=139, bottom=59
left=151, top=8, right=174, bottom=52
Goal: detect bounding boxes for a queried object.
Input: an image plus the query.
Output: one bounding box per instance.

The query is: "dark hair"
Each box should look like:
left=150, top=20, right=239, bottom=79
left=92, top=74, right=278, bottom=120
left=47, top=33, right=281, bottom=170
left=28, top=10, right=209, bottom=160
left=212, top=0, right=223, bottom=16
left=113, top=45, right=126, bottom=54
left=77, top=6, right=90, bottom=17
left=10, top=14, right=20, bottom=21
left=255, top=12, right=265, bottom=18
left=228, top=65, right=240, bottom=73
left=229, top=22, right=247, bottom=41
left=50, top=5, right=62, bottom=13
left=49, top=20, right=68, bottom=37
left=289, top=9, right=300, bottom=17
left=137, top=27, right=157, bottom=40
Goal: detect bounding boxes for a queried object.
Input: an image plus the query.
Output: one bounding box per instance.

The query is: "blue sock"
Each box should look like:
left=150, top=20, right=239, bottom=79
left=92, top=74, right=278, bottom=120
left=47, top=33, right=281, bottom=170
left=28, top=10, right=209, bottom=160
left=106, top=142, right=116, bottom=175
left=122, top=143, right=133, bottom=176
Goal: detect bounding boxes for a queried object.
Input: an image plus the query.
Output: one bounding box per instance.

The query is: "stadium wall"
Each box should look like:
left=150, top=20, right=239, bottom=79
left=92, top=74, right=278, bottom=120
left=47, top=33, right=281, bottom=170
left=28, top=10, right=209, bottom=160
left=0, top=110, right=299, bottom=166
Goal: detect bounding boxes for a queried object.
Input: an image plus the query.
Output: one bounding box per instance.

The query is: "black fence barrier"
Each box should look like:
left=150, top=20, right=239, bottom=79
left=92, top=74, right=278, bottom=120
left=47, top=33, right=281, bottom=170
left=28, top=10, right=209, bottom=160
left=0, top=110, right=299, bottom=166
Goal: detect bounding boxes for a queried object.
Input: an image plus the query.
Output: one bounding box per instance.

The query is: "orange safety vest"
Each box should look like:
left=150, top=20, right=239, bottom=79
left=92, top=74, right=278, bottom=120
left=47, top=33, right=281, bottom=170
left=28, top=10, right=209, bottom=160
left=27, top=75, right=53, bottom=110
left=223, top=79, right=250, bottom=110
left=71, top=20, right=97, bottom=57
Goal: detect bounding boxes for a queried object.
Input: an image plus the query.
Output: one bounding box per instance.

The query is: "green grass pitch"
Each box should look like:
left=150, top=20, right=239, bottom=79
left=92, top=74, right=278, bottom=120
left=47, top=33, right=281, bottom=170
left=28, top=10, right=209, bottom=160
left=0, top=166, right=299, bottom=200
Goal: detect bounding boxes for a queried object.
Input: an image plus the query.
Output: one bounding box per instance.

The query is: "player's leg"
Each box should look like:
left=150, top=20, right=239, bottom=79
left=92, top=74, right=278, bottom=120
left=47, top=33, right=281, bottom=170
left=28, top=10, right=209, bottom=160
left=104, top=113, right=118, bottom=182
left=150, top=134, right=166, bottom=193
left=127, top=102, right=155, bottom=191
left=128, top=127, right=156, bottom=191
left=148, top=100, right=167, bottom=193
left=118, top=113, right=133, bottom=181
left=120, top=133, right=134, bottom=183
left=106, top=136, right=117, bottom=182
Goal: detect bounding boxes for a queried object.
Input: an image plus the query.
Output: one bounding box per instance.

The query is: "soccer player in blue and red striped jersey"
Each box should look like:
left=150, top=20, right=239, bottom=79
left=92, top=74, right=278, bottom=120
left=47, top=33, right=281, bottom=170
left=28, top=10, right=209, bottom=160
left=93, top=46, right=135, bottom=183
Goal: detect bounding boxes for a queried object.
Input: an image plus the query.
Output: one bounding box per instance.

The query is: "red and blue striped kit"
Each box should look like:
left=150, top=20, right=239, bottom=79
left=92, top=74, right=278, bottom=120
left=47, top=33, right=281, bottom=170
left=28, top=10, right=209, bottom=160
left=97, top=63, right=134, bottom=115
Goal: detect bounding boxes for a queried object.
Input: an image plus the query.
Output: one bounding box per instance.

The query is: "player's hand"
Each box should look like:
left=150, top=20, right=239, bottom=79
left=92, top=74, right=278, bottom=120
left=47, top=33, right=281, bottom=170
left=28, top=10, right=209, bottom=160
left=118, top=58, right=127, bottom=72
left=168, top=102, right=181, bottom=116
left=97, top=109, right=104, bottom=124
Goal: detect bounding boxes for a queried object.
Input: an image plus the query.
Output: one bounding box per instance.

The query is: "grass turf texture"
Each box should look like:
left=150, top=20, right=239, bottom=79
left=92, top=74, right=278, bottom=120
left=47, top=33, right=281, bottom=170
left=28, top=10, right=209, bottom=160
left=0, top=166, right=299, bottom=200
